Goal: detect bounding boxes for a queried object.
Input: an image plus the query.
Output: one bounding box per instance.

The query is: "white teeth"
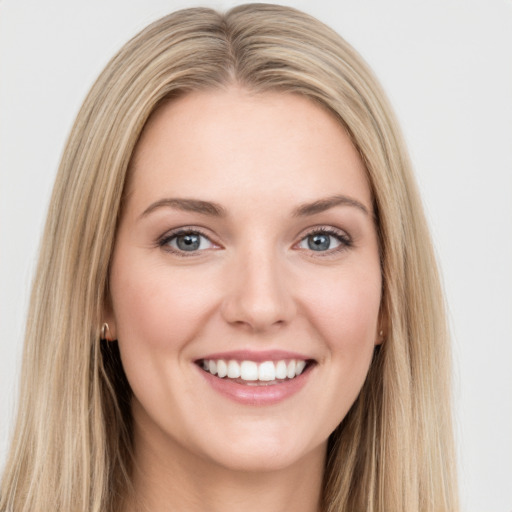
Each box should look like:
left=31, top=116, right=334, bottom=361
left=275, top=360, right=288, bottom=380
left=296, top=360, right=306, bottom=375
left=287, top=360, right=296, bottom=378
left=240, top=361, right=259, bottom=381
left=217, top=359, right=228, bottom=378
left=203, top=358, right=309, bottom=381
left=258, top=361, right=276, bottom=381
left=227, top=360, right=240, bottom=378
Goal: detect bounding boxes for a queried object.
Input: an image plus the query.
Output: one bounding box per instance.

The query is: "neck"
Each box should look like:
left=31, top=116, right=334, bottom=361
left=123, top=420, right=326, bottom=512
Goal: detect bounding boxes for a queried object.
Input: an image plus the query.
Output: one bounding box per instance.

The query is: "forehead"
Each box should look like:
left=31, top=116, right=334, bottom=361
left=126, top=87, right=372, bottom=214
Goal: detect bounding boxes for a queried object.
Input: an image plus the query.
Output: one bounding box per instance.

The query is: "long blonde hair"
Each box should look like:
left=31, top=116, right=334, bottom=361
left=1, top=4, right=458, bottom=511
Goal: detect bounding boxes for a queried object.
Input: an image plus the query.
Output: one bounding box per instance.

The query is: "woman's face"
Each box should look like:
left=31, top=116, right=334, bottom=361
left=107, top=88, right=382, bottom=473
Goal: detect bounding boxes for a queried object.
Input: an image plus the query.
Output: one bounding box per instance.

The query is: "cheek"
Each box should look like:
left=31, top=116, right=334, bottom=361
left=301, top=264, right=382, bottom=355
left=108, top=256, right=220, bottom=424
left=110, top=256, right=219, bottom=351
left=289, top=262, right=382, bottom=437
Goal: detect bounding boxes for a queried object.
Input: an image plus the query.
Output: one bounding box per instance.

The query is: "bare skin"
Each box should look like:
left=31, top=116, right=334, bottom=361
left=125, top=406, right=324, bottom=512
left=108, top=88, right=382, bottom=512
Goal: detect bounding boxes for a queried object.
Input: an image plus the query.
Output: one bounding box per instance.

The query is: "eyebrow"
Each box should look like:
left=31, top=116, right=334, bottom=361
left=139, top=194, right=369, bottom=220
left=139, top=198, right=227, bottom=219
left=292, top=195, right=370, bottom=217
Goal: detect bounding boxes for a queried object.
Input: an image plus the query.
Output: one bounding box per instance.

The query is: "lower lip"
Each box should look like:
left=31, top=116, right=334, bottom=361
left=197, top=365, right=313, bottom=406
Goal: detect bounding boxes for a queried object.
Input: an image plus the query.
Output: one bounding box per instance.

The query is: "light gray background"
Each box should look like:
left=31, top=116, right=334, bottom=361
left=1, top=1, right=511, bottom=510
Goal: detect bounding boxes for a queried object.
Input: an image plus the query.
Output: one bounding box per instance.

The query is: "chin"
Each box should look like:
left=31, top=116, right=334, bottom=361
left=188, top=421, right=329, bottom=475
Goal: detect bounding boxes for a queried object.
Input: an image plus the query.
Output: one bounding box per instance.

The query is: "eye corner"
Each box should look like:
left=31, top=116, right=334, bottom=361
left=294, top=225, right=353, bottom=256
left=157, top=227, right=222, bottom=256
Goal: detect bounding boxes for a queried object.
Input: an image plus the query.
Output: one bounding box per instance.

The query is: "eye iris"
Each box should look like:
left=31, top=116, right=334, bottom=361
left=176, top=233, right=201, bottom=251
left=308, top=233, right=331, bottom=251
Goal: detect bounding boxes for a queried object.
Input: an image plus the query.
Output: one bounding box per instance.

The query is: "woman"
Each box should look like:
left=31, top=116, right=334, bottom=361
left=0, top=4, right=458, bottom=511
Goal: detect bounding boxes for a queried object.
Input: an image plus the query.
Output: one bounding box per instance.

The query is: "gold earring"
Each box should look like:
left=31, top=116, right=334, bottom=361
left=101, top=322, right=112, bottom=341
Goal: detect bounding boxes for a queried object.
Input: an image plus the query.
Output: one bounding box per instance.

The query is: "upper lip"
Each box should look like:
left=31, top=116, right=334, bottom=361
left=196, top=350, right=312, bottom=363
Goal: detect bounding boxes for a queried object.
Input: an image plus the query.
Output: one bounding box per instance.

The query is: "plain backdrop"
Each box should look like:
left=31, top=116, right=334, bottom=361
left=1, top=1, right=511, bottom=510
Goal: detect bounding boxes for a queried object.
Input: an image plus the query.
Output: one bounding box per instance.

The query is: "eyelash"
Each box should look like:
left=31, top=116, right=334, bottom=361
left=157, top=226, right=352, bottom=257
left=157, top=227, right=215, bottom=256
left=297, top=226, right=353, bottom=256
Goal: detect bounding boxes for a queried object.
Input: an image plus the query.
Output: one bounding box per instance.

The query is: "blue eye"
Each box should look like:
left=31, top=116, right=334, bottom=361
left=308, top=233, right=336, bottom=251
left=161, top=230, right=214, bottom=253
left=297, top=229, right=350, bottom=252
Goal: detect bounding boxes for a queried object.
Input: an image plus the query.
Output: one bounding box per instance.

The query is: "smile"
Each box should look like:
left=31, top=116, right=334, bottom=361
left=200, top=358, right=308, bottom=384
left=196, top=351, right=315, bottom=405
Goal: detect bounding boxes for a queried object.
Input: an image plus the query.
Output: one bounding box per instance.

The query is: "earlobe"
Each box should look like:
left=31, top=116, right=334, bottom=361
left=101, top=296, right=117, bottom=341
left=375, top=306, right=388, bottom=346
left=100, top=322, right=116, bottom=341
left=375, top=328, right=385, bottom=345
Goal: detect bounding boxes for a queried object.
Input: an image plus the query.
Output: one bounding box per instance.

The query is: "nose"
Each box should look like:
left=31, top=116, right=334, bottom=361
left=220, top=247, right=296, bottom=333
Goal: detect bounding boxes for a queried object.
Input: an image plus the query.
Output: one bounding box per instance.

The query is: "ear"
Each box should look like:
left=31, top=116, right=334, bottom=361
left=101, top=294, right=118, bottom=341
left=375, top=305, right=388, bottom=346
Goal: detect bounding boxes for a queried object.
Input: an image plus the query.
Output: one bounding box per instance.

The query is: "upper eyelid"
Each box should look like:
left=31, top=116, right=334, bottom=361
left=158, top=226, right=213, bottom=241
left=296, top=225, right=351, bottom=240
left=294, top=227, right=353, bottom=259
left=157, top=229, right=220, bottom=257
left=156, top=224, right=352, bottom=248
left=294, top=225, right=353, bottom=252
